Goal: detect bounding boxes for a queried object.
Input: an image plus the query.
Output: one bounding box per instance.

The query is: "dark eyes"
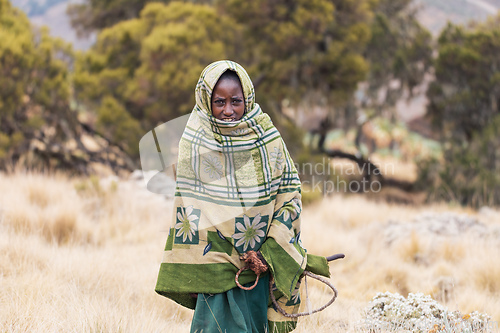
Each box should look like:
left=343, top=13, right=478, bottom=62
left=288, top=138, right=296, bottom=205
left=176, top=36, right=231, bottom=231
left=214, top=98, right=243, bottom=106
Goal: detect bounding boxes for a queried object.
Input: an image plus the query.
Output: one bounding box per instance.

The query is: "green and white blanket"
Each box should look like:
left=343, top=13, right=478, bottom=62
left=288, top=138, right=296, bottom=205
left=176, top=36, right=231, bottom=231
left=155, top=61, right=329, bottom=332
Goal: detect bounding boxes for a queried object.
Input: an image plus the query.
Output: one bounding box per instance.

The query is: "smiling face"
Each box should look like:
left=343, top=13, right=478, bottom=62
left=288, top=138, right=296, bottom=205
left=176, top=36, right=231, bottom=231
left=211, top=72, right=245, bottom=122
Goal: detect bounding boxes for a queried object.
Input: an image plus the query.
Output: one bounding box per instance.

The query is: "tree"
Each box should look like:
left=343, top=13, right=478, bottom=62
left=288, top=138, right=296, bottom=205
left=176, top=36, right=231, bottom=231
left=361, top=0, right=433, bottom=119
left=323, top=0, right=434, bottom=190
left=423, top=16, right=500, bottom=206
left=0, top=0, right=72, bottom=169
left=0, top=0, right=133, bottom=173
left=67, top=0, right=169, bottom=38
left=73, top=1, right=242, bottom=158
left=67, top=0, right=216, bottom=37
left=218, top=0, right=371, bottom=107
left=213, top=0, right=373, bottom=159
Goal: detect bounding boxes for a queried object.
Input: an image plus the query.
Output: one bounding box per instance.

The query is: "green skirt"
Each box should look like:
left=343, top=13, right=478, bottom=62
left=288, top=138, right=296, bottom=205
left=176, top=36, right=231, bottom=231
left=190, top=274, right=270, bottom=333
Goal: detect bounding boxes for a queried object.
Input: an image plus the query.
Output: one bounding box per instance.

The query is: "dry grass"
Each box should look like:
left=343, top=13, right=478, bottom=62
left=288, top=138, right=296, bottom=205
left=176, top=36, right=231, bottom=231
left=1, top=171, right=499, bottom=332
left=471, top=252, right=500, bottom=294
left=298, top=193, right=500, bottom=331
left=396, top=231, right=431, bottom=264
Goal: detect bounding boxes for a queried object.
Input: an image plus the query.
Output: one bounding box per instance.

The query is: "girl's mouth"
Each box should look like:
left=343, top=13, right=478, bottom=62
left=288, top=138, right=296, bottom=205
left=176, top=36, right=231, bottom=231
left=222, top=118, right=235, bottom=122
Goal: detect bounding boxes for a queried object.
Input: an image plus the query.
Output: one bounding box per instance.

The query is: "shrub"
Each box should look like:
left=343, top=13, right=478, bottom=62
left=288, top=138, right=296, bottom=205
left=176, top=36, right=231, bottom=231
left=363, top=292, right=493, bottom=332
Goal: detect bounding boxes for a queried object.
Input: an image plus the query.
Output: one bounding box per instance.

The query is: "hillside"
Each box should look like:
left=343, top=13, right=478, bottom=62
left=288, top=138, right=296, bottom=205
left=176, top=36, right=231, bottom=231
left=415, top=0, right=500, bottom=35
left=1, top=172, right=499, bottom=331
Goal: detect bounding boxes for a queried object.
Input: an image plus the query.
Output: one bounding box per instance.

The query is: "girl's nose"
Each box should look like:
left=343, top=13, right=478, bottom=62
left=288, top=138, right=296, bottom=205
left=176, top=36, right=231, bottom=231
left=223, top=105, right=234, bottom=115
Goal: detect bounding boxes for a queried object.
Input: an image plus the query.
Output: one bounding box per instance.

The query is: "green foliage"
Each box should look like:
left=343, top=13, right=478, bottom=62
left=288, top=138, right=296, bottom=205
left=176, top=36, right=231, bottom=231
left=423, top=16, right=500, bottom=207
left=0, top=0, right=74, bottom=168
left=0, top=132, right=11, bottom=159
left=218, top=0, right=371, bottom=105
left=0, top=0, right=34, bottom=117
left=419, top=114, right=500, bottom=207
left=429, top=19, right=500, bottom=140
left=67, top=0, right=167, bottom=37
left=73, top=1, right=240, bottom=157
left=97, top=96, right=142, bottom=156
left=362, top=0, right=433, bottom=114
left=212, top=0, right=382, bottom=156
left=67, top=0, right=222, bottom=37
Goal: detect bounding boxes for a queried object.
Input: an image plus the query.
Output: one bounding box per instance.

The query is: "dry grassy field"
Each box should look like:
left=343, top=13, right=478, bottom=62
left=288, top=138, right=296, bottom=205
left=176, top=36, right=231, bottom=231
left=1, top=171, right=499, bottom=332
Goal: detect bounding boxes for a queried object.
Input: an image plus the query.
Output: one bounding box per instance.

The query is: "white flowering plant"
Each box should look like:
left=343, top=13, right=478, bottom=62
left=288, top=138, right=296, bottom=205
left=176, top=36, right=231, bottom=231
left=362, top=292, right=494, bottom=333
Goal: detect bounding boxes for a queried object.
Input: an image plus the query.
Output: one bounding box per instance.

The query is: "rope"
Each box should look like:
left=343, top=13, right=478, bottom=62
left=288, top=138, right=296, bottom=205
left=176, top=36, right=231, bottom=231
left=235, top=251, right=339, bottom=317
left=269, top=271, right=338, bottom=318
left=235, top=251, right=268, bottom=291
left=235, top=266, right=261, bottom=290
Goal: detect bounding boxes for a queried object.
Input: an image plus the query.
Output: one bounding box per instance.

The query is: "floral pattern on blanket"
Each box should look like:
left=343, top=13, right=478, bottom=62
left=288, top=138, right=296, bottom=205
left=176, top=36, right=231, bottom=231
left=174, top=205, right=201, bottom=245
left=233, top=213, right=269, bottom=253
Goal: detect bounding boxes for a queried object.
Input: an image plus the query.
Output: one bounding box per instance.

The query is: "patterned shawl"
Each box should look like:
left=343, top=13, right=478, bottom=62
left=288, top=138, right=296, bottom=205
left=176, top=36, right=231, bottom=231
left=155, top=60, right=328, bottom=331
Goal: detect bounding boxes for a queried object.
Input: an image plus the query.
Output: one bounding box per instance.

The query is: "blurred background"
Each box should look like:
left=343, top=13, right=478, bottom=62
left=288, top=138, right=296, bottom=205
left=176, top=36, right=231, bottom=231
left=1, top=0, right=500, bottom=331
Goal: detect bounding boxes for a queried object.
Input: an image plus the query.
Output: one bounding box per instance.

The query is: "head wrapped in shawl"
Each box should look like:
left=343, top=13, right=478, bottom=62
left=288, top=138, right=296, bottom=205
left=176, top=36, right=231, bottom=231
left=195, top=60, right=255, bottom=117
left=155, top=60, right=324, bottom=332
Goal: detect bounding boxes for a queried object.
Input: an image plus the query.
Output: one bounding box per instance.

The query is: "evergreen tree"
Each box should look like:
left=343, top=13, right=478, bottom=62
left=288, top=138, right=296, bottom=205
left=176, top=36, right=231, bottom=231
left=67, top=0, right=169, bottom=37
left=424, top=16, right=500, bottom=206
left=73, top=1, right=241, bottom=158
left=0, top=0, right=72, bottom=169
left=0, top=0, right=134, bottom=173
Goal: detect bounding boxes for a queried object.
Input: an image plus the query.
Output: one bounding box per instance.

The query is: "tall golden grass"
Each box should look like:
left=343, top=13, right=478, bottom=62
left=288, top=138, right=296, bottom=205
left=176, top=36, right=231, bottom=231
left=1, top=171, right=498, bottom=332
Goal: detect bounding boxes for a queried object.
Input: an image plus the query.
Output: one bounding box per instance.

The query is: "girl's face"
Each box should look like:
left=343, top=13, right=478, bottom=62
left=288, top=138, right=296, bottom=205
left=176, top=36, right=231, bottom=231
left=211, top=78, right=245, bottom=122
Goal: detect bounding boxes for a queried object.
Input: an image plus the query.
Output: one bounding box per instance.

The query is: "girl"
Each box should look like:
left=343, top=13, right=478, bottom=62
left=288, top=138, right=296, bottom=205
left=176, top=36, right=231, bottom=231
left=155, top=60, right=329, bottom=333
